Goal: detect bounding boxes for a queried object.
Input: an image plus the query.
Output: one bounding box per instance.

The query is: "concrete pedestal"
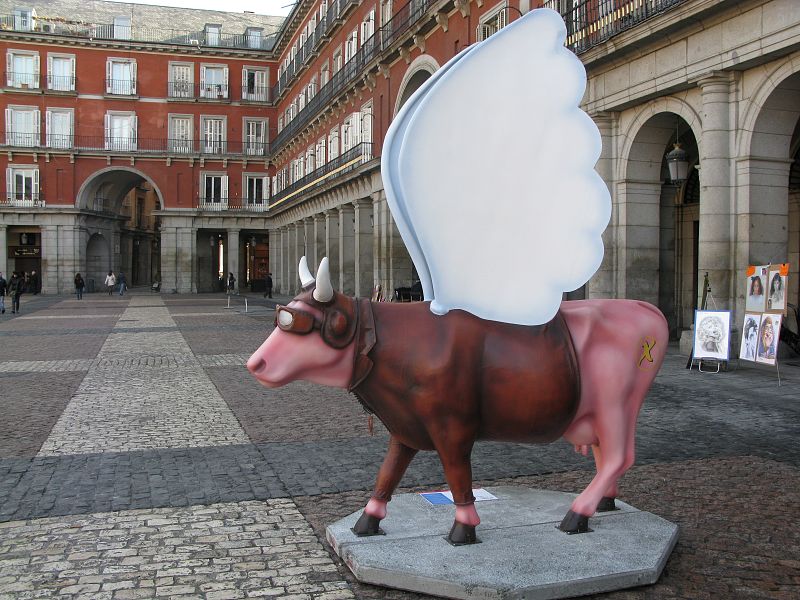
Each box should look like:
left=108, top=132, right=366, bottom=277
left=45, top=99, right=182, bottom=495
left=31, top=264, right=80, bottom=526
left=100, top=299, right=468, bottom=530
left=327, top=487, right=678, bottom=600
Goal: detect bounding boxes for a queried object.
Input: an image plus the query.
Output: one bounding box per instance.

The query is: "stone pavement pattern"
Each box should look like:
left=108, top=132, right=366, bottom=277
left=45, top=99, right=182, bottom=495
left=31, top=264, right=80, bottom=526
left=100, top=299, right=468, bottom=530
left=0, top=292, right=798, bottom=599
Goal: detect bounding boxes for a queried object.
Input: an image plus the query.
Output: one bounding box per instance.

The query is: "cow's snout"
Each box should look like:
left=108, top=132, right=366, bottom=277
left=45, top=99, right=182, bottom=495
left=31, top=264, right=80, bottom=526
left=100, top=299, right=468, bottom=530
left=246, top=353, right=266, bottom=375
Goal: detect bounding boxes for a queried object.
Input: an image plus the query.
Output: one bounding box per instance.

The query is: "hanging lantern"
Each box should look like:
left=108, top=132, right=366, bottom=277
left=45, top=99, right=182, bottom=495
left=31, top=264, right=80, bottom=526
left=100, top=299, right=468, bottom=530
left=666, top=143, right=689, bottom=184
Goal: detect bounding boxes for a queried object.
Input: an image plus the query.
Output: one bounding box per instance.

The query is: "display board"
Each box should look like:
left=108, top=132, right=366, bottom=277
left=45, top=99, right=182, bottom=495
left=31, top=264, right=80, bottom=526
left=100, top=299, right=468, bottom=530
left=693, top=310, right=731, bottom=360
left=740, top=263, right=789, bottom=365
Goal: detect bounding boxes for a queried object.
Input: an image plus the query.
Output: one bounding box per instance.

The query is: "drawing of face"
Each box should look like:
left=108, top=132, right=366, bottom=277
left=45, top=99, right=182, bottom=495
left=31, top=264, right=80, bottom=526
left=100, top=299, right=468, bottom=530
left=761, top=318, right=774, bottom=349
left=750, top=277, right=763, bottom=296
left=699, top=316, right=724, bottom=351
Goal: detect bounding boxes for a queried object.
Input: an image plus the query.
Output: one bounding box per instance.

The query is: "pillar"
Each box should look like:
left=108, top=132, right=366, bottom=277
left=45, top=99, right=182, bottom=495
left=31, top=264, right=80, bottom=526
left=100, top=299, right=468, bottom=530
left=278, top=226, right=287, bottom=294
left=161, top=226, right=177, bottom=293
left=288, top=223, right=299, bottom=293
left=353, top=199, right=374, bottom=297
left=0, top=225, right=8, bottom=280
left=339, top=204, right=355, bottom=295
left=313, top=214, right=326, bottom=270
left=588, top=111, right=617, bottom=299
left=269, top=228, right=279, bottom=292
left=372, top=193, right=386, bottom=295
left=227, top=228, right=240, bottom=293
left=40, top=225, right=59, bottom=294
left=325, top=209, right=340, bottom=291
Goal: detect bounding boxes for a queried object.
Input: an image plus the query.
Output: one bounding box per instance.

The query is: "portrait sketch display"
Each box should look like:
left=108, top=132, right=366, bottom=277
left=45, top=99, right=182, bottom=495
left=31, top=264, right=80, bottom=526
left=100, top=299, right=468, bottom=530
left=756, top=313, right=782, bottom=365
left=739, top=313, right=761, bottom=362
left=744, top=265, right=768, bottom=313
left=693, top=310, right=731, bottom=360
left=766, top=265, right=788, bottom=313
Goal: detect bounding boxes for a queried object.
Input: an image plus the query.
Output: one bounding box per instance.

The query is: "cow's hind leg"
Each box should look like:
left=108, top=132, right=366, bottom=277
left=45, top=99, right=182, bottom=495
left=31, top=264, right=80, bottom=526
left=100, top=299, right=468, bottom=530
left=592, top=446, right=620, bottom=512
left=352, top=436, right=418, bottom=536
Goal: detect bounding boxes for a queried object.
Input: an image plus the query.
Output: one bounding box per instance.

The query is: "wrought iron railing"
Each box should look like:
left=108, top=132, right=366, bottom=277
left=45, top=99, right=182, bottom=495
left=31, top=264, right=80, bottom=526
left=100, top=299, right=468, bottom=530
left=542, top=0, right=687, bottom=54
left=0, top=14, right=278, bottom=50
left=272, top=0, right=432, bottom=152
left=196, top=197, right=270, bottom=212
left=105, top=78, right=136, bottom=95
left=270, top=142, right=374, bottom=208
left=4, top=70, right=39, bottom=88
left=1, top=194, right=44, bottom=207
left=1, top=133, right=269, bottom=157
left=166, top=81, right=230, bottom=100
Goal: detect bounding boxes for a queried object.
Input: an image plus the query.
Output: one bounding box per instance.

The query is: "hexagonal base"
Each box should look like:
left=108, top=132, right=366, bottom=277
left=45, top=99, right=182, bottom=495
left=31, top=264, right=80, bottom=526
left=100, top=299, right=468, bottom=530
left=327, top=487, right=678, bottom=600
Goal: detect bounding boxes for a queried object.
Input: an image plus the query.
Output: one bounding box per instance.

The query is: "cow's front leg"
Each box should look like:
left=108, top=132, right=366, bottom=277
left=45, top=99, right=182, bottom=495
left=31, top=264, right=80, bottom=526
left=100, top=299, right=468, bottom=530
left=436, top=441, right=480, bottom=546
left=352, top=436, right=417, bottom=536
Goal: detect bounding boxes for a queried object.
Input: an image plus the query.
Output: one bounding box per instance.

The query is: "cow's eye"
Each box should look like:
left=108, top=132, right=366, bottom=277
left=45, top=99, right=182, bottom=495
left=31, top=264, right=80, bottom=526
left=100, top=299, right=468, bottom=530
left=277, top=309, right=294, bottom=329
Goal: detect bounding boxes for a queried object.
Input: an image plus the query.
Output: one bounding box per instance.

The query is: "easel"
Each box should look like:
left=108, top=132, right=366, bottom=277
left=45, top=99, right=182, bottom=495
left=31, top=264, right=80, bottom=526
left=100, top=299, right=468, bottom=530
left=687, top=272, right=727, bottom=373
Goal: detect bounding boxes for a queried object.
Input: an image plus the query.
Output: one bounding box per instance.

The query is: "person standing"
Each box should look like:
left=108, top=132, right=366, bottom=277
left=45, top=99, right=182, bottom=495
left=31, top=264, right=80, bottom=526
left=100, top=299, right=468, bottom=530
left=0, top=272, right=6, bottom=314
left=74, top=272, right=85, bottom=300
left=30, top=269, right=39, bottom=295
left=105, top=270, right=116, bottom=296
left=8, top=272, right=23, bottom=314
left=227, top=272, right=236, bottom=294
left=118, top=272, right=127, bottom=296
left=264, top=272, right=273, bottom=299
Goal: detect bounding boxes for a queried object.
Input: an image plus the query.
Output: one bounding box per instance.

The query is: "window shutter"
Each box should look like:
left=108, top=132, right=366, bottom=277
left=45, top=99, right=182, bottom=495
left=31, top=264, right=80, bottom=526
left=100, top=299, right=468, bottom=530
left=33, top=168, right=39, bottom=200
left=105, top=60, right=112, bottom=93
left=222, top=66, right=229, bottom=97
left=221, top=175, right=228, bottom=201
left=34, top=53, right=40, bottom=87
left=5, top=52, right=12, bottom=86
left=199, top=66, right=206, bottom=98
left=70, top=56, right=76, bottom=90
left=132, top=115, right=138, bottom=150
left=131, top=61, right=137, bottom=94
left=352, top=112, right=361, bottom=145
left=6, top=168, right=12, bottom=199
left=46, top=55, right=53, bottom=88
left=34, top=109, right=40, bottom=145
left=45, top=109, right=51, bottom=146
left=242, top=68, right=247, bottom=98
left=271, top=175, right=276, bottom=196
left=104, top=112, right=111, bottom=149
left=5, top=108, right=12, bottom=144
left=499, top=8, right=507, bottom=29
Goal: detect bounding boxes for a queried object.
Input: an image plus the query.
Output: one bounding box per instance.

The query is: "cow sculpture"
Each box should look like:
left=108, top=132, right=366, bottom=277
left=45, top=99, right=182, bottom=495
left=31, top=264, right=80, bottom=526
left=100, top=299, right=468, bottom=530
left=247, top=256, right=668, bottom=545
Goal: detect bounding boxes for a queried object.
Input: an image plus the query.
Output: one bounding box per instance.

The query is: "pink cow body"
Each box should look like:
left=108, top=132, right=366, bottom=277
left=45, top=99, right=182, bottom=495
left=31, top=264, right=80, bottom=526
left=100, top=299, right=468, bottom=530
left=247, top=259, right=668, bottom=544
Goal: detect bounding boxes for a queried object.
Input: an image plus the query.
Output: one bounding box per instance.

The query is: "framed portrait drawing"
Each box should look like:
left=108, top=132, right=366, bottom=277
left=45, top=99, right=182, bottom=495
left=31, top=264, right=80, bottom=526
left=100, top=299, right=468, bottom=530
left=766, top=265, right=788, bottom=313
left=693, top=310, right=731, bottom=361
left=744, top=265, right=768, bottom=313
left=739, top=313, right=761, bottom=362
left=756, top=313, right=782, bottom=365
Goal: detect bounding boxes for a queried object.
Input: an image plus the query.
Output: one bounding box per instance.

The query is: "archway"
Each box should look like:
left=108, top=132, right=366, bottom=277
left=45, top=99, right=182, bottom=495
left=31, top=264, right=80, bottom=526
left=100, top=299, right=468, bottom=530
left=622, top=111, right=700, bottom=339
left=78, top=168, right=164, bottom=288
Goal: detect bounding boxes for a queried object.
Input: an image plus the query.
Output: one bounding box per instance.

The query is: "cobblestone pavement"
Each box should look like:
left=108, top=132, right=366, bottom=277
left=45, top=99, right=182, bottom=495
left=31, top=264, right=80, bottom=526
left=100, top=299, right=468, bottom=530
left=0, top=291, right=798, bottom=599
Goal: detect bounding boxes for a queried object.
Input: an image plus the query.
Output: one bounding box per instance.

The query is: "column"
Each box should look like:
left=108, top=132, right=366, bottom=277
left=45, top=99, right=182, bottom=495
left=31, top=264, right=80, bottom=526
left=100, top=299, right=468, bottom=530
left=288, top=223, right=299, bottom=293
left=587, top=112, right=617, bottom=299
left=0, top=225, right=8, bottom=280
left=698, top=74, right=735, bottom=310
left=325, top=209, right=341, bottom=292
left=389, top=211, right=414, bottom=295
left=40, top=225, right=59, bottom=294
left=302, top=217, right=313, bottom=271
left=161, top=226, right=178, bottom=293
left=57, top=224, right=82, bottom=294
left=313, top=214, right=326, bottom=271
left=227, top=228, right=240, bottom=293
left=278, top=226, right=287, bottom=294
left=339, top=204, right=355, bottom=295
left=372, top=193, right=387, bottom=296
left=269, top=228, right=279, bottom=292
left=174, top=227, right=195, bottom=294
left=353, top=199, right=374, bottom=297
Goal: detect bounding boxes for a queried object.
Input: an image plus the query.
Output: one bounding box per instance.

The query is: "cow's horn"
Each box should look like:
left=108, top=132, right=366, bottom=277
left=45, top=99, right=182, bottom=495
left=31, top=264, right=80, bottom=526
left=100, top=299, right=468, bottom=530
left=299, top=256, right=315, bottom=288
left=313, top=257, right=334, bottom=303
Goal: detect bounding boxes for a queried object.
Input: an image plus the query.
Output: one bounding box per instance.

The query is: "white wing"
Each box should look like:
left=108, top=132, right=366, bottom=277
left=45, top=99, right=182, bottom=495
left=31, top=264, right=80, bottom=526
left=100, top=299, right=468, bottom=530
left=381, top=8, right=611, bottom=326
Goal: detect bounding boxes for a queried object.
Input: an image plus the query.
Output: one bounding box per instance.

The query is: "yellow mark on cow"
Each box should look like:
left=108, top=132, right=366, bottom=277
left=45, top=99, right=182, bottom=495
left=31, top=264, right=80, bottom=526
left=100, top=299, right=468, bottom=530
left=638, top=337, right=657, bottom=370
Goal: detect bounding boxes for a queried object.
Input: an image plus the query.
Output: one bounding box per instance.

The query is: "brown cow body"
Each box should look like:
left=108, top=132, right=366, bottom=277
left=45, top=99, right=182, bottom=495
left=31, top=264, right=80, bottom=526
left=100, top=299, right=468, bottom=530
left=247, top=260, right=668, bottom=544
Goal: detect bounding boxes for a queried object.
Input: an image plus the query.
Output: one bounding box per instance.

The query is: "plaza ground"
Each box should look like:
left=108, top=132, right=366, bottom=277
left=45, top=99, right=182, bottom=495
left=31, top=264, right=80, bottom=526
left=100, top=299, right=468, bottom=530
left=0, top=291, right=798, bottom=599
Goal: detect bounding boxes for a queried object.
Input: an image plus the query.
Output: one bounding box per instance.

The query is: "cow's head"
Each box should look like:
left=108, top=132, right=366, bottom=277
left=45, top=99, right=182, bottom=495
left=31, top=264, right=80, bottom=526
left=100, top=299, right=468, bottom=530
left=246, top=257, right=357, bottom=389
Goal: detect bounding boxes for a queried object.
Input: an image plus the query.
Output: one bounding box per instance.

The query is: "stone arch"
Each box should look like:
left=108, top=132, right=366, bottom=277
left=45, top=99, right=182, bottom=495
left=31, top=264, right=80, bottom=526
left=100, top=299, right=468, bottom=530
left=394, top=55, right=440, bottom=116
left=76, top=166, right=164, bottom=211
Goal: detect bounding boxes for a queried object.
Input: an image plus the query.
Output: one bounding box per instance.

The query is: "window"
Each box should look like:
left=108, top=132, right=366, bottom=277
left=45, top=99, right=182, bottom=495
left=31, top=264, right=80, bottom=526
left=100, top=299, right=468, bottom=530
left=13, top=8, right=34, bottom=31
left=6, top=167, right=39, bottom=204
left=201, top=116, right=226, bottom=153
left=328, top=127, right=339, bottom=161
left=242, top=67, right=267, bottom=101
left=5, top=106, right=40, bottom=147
left=6, top=50, right=39, bottom=88
left=205, top=24, right=221, bottom=46
left=169, top=62, right=193, bottom=98
left=341, top=112, right=361, bottom=153
left=477, top=4, right=509, bottom=41
left=104, top=111, right=137, bottom=151
left=169, top=115, right=193, bottom=153
left=307, top=76, right=317, bottom=101
left=333, top=48, right=342, bottom=73
left=244, top=118, right=266, bottom=156
left=305, top=146, right=315, bottom=173
left=200, top=65, right=228, bottom=98
left=46, top=108, right=73, bottom=148
left=113, top=16, right=131, bottom=40
left=318, top=1, right=328, bottom=22
left=244, top=173, right=269, bottom=206
left=320, top=61, right=330, bottom=87
left=246, top=27, right=263, bottom=49
left=106, top=58, right=136, bottom=95
left=361, top=10, right=376, bottom=46
left=345, top=28, right=358, bottom=62
left=277, top=116, right=284, bottom=132
left=47, top=54, right=75, bottom=91
left=316, top=137, right=326, bottom=167
left=361, top=101, right=373, bottom=157
left=381, top=0, right=392, bottom=27
left=202, top=173, right=228, bottom=205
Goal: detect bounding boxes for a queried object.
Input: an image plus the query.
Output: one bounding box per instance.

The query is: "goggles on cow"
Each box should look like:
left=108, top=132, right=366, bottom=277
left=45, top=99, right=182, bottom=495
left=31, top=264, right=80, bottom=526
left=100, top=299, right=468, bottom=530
left=274, top=305, right=322, bottom=334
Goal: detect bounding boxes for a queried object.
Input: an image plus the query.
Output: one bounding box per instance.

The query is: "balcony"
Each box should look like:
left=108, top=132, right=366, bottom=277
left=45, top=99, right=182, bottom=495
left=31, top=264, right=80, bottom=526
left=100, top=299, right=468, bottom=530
left=0, top=14, right=277, bottom=51
left=166, top=81, right=231, bottom=100
left=1, top=132, right=269, bottom=158
left=542, top=0, right=688, bottom=54
left=270, top=142, right=374, bottom=209
left=105, top=78, right=137, bottom=96
left=1, top=194, right=44, bottom=208
left=196, top=197, right=270, bottom=212
left=4, top=70, right=39, bottom=89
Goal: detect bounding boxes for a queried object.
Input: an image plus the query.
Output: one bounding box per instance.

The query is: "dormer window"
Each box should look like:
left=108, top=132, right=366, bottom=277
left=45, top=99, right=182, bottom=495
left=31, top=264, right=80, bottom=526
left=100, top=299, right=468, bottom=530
left=13, top=7, right=34, bottom=31
left=113, top=16, right=131, bottom=40
left=246, top=27, right=263, bottom=49
left=205, top=24, right=221, bottom=46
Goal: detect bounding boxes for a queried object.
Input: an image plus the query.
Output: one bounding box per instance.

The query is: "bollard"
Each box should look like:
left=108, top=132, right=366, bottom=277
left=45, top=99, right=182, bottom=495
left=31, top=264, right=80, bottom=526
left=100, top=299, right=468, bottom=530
left=227, top=295, right=231, bottom=308
left=245, top=298, right=248, bottom=313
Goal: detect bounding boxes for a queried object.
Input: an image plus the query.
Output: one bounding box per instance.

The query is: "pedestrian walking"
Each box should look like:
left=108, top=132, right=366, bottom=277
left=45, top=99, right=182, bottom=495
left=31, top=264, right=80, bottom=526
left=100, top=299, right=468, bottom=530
left=263, top=272, right=273, bottom=298
left=227, top=272, right=236, bottom=294
left=8, top=272, right=23, bottom=314
left=74, top=272, right=85, bottom=300
left=0, top=271, right=6, bottom=314
left=118, top=272, right=127, bottom=296
left=105, top=271, right=116, bottom=296
left=30, top=269, right=39, bottom=295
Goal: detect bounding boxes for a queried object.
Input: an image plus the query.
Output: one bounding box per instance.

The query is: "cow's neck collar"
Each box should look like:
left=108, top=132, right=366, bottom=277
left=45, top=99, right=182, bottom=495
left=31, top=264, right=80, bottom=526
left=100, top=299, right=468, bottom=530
left=349, top=298, right=376, bottom=391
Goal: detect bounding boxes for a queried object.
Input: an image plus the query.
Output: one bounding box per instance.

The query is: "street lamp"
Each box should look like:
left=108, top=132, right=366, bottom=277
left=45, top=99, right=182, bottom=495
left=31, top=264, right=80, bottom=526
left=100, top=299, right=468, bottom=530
left=666, top=120, right=689, bottom=184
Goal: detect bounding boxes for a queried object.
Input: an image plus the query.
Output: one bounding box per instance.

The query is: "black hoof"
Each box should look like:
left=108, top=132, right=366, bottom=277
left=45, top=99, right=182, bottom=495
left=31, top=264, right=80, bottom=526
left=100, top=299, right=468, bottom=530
left=447, top=521, right=480, bottom=546
left=597, top=496, right=618, bottom=512
left=558, top=510, right=592, bottom=534
left=351, top=512, right=385, bottom=537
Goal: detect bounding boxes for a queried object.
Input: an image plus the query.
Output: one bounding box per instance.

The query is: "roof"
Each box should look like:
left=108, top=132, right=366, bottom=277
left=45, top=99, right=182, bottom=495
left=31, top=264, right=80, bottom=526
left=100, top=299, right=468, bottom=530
left=0, top=0, right=286, bottom=49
